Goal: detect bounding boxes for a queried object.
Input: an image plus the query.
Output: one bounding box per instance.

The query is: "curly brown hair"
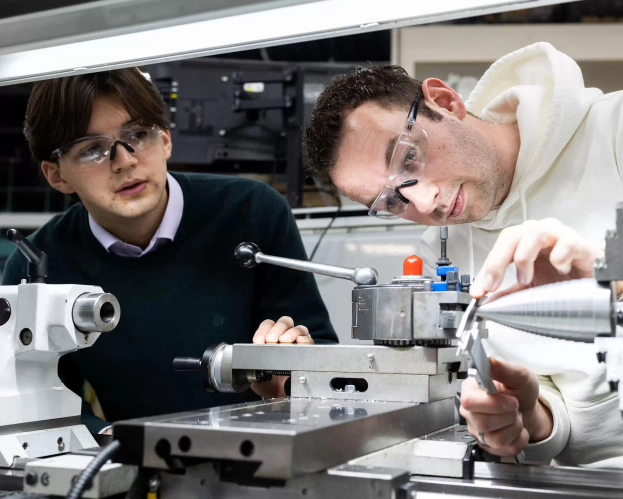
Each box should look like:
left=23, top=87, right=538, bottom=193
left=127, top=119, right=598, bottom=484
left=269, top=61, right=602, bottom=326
left=303, top=65, right=442, bottom=188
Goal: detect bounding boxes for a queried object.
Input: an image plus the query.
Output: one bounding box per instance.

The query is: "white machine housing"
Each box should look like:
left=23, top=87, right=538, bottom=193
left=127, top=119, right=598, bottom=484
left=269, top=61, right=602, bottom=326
left=0, top=282, right=119, bottom=467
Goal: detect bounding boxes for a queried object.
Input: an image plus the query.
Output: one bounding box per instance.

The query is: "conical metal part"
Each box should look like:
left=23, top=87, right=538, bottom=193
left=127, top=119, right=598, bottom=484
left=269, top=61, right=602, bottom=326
left=476, top=279, right=615, bottom=343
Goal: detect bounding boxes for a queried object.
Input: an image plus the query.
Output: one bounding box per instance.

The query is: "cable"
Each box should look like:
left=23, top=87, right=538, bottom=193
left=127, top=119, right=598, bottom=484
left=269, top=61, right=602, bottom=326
left=309, top=204, right=342, bottom=261
left=67, top=440, right=122, bottom=499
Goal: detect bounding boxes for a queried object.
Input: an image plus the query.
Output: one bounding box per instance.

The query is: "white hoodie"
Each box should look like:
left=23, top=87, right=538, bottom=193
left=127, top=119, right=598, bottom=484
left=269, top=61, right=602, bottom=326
left=420, top=43, right=623, bottom=467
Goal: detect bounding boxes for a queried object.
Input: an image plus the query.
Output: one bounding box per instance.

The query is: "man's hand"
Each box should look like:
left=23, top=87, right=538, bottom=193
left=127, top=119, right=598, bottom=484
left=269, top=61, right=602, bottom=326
left=252, top=316, right=314, bottom=344
left=470, top=218, right=603, bottom=298
left=251, top=316, right=314, bottom=399
left=460, top=358, right=553, bottom=457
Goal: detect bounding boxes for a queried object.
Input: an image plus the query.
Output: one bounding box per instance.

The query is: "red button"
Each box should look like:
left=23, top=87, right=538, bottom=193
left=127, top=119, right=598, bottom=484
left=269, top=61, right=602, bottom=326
left=404, top=255, right=423, bottom=276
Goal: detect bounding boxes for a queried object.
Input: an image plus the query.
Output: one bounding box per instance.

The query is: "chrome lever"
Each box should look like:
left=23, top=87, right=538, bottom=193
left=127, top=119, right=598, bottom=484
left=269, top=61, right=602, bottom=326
left=235, top=242, right=378, bottom=286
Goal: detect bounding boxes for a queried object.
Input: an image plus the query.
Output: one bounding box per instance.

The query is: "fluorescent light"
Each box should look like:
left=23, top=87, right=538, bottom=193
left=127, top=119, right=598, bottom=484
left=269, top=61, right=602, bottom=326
left=0, top=0, right=579, bottom=86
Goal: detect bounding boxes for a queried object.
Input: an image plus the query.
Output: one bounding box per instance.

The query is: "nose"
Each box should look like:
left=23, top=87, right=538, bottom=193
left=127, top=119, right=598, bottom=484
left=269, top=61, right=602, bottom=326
left=400, top=181, right=439, bottom=216
left=110, top=141, right=136, bottom=172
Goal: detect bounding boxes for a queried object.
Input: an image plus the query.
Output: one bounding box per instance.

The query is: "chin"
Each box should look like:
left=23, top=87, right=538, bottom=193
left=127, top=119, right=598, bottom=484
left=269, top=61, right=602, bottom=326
left=110, top=197, right=162, bottom=219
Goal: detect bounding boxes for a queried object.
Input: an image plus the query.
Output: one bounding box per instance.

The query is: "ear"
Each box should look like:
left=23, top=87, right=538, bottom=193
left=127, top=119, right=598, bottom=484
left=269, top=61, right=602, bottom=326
left=421, top=78, right=466, bottom=120
left=41, top=161, right=76, bottom=195
left=162, top=128, right=172, bottom=160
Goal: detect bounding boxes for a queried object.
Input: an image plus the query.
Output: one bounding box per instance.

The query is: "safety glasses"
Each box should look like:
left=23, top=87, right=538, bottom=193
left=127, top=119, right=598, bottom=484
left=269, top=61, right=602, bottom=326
left=51, top=122, right=162, bottom=167
left=368, top=96, right=429, bottom=218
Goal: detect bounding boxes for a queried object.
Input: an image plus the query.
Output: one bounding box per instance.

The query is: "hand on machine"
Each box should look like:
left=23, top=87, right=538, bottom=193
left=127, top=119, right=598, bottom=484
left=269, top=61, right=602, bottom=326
left=457, top=211, right=623, bottom=460
left=248, top=317, right=311, bottom=398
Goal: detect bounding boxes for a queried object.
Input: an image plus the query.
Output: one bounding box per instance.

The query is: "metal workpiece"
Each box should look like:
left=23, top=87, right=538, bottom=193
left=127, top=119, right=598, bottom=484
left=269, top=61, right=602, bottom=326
left=235, top=242, right=378, bottom=285
left=72, top=292, right=121, bottom=333
left=116, top=397, right=456, bottom=478
left=230, top=344, right=461, bottom=376
left=352, top=287, right=470, bottom=343
left=290, top=371, right=457, bottom=404
left=476, top=278, right=617, bottom=342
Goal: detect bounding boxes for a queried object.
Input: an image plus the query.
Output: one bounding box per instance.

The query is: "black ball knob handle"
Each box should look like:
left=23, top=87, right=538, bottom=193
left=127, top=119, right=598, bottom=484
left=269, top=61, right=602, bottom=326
left=235, top=242, right=261, bottom=269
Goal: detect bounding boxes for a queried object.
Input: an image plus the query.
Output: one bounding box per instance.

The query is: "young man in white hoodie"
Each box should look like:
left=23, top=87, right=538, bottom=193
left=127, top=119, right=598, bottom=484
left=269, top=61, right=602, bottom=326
left=303, top=43, right=623, bottom=467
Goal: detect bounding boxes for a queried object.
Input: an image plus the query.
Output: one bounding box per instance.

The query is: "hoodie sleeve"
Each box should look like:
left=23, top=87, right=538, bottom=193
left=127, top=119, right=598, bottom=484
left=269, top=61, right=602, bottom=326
left=523, top=375, right=570, bottom=463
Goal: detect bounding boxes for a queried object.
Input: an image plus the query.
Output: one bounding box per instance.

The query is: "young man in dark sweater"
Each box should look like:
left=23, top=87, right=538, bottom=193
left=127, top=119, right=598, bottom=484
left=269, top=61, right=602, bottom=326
left=2, top=68, right=337, bottom=434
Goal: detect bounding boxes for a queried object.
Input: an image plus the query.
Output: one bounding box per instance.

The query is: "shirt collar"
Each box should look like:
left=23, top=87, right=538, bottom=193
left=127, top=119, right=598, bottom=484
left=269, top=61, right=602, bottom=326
left=88, top=173, right=184, bottom=257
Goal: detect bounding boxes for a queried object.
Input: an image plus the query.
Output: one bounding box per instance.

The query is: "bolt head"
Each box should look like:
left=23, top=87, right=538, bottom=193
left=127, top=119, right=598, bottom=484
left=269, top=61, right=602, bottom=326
left=298, top=376, right=307, bottom=384
left=25, top=472, right=38, bottom=486
left=366, top=354, right=374, bottom=361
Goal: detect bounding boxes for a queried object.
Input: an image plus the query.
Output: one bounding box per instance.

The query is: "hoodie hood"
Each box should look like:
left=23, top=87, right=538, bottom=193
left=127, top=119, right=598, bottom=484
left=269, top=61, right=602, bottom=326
left=465, top=42, right=602, bottom=231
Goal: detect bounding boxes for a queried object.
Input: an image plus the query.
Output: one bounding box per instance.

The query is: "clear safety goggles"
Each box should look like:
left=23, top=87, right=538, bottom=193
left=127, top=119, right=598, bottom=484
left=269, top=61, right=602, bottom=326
left=51, top=122, right=162, bottom=167
left=368, top=97, right=428, bottom=218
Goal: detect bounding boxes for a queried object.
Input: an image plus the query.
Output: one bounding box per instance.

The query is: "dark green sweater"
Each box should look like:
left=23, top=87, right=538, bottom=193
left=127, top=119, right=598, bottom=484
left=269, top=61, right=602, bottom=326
left=2, top=172, right=337, bottom=432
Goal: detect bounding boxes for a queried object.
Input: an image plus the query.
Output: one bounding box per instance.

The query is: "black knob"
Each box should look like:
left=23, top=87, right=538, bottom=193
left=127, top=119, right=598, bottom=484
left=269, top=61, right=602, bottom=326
left=234, top=242, right=261, bottom=269
left=172, top=344, right=223, bottom=393
left=172, top=357, right=201, bottom=371
left=7, top=229, right=48, bottom=284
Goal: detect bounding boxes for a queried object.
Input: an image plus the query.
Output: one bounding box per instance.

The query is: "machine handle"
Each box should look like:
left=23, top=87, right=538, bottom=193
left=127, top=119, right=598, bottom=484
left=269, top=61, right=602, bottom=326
left=7, top=229, right=48, bottom=283
left=234, top=242, right=378, bottom=286
left=172, top=357, right=201, bottom=371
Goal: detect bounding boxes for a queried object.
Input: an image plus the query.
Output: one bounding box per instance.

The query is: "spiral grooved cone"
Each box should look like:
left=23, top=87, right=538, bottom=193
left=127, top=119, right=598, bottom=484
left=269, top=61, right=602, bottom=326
left=476, top=279, right=614, bottom=342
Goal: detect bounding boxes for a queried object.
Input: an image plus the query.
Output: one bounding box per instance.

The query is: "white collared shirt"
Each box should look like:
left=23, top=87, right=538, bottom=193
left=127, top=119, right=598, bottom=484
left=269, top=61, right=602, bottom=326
left=88, top=173, right=184, bottom=257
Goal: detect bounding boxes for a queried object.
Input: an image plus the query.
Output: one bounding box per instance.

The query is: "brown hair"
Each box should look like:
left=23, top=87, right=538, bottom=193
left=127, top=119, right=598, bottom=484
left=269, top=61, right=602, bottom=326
left=24, top=68, right=170, bottom=163
left=303, top=65, right=442, bottom=188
